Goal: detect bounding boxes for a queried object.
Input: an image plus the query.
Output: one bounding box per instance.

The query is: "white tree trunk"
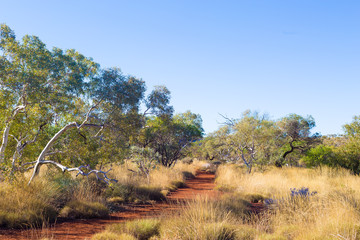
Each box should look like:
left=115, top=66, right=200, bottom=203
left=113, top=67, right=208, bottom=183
left=0, top=105, right=25, bottom=164
left=28, top=122, right=80, bottom=184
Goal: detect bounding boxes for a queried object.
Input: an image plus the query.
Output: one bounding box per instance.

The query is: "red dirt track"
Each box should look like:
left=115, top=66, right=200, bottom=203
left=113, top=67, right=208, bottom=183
left=0, top=171, right=218, bottom=240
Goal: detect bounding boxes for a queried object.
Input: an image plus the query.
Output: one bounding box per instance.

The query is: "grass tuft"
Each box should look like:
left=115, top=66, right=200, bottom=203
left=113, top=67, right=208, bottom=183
left=107, top=218, right=161, bottom=240
left=59, top=200, right=109, bottom=219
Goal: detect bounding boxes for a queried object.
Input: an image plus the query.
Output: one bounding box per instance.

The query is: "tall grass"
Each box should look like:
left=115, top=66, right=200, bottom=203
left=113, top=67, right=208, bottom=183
left=0, top=159, right=200, bottom=229
left=96, top=196, right=252, bottom=240
left=216, top=164, right=360, bottom=239
left=0, top=175, right=60, bottom=228
left=106, top=160, right=200, bottom=201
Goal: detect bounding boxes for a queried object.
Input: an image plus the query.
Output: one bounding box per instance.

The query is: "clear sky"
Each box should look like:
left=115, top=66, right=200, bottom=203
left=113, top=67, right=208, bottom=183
left=1, top=0, right=359, bottom=135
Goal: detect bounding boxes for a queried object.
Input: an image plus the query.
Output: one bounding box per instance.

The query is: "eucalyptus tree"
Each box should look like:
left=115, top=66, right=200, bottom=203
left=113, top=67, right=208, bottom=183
left=143, top=111, right=204, bottom=167
left=220, top=111, right=278, bottom=173
left=0, top=24, right=191, bottom=183
left=0, top=24, right=98, bottom=175
left=276, top=114, right=320, bottom=167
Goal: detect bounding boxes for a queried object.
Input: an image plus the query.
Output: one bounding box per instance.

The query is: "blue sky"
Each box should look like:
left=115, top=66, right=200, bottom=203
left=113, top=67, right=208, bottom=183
left=1, top=0, right=359, bottom=135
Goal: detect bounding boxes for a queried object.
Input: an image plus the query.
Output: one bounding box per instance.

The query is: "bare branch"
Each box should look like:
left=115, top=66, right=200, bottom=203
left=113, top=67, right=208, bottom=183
left=24, top=161, right=117, bottom=184
left=218, top=113, right=236, bottom=126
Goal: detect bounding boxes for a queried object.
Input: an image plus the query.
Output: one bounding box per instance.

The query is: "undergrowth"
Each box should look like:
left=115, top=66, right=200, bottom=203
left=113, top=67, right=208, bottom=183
left=0, top=159, right=200, bottom=229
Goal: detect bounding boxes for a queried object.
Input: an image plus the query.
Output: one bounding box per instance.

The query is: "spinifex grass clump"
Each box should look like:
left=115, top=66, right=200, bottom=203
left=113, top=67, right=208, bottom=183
left=159, top=197, right=238, bottom=240
left=103, top=219, right=161, bottom=240
left=0, top=176, right=60, bottom=228
left=59, top=200, right=109, bottom=219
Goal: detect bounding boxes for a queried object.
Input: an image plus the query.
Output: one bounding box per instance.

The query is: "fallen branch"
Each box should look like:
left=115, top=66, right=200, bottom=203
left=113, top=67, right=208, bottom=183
left=24, top=160, right=117, bottom=184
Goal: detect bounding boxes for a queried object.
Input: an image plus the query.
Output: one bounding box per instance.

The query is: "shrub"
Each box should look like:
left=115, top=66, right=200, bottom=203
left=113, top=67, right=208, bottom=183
left=59, top=200, right=109, bottom=219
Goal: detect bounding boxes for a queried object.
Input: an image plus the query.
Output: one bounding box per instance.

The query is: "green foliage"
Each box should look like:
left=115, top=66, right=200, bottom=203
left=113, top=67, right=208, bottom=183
left=130, top=146, right=159, bottom=178
left=277, top=114, right=320, bottom=166
left=303, top=145, right=335, bottom=168
left=143, top=111, right=203, bottom=167
left=0, top=24, right=202, bottom=182
left=145, top=85, right=174, bottom=117
left=189, top=111, right=322, bottom=170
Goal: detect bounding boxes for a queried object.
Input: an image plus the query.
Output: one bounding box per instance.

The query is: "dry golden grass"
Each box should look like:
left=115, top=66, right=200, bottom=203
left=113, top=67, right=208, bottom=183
left=216, top=164, right=360, bottom=239
left=108, top=160, right=199, bottom=190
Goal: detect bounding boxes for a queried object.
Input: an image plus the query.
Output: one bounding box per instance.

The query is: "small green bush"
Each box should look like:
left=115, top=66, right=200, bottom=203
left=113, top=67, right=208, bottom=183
left=59, top=200, right=109, bottom=219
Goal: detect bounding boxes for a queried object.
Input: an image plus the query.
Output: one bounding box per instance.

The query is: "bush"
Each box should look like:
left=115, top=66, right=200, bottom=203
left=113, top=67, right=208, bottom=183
left=59, top=200, right=109, bottom=219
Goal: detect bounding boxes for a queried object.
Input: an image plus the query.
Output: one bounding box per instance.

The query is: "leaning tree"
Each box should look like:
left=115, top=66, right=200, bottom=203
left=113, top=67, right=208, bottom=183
left=276, top=114, right=320, bottom=167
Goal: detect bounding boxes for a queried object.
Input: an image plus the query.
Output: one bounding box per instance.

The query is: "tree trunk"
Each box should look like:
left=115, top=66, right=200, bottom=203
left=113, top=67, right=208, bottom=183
left=0, top=105, right=25, bottom=164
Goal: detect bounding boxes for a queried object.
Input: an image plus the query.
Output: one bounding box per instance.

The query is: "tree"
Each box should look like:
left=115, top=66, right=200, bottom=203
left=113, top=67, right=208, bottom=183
left=219, top=111, right=279, bottom=173
left=0, top=24, right=98, bottom=175
left=143, top=111, right=203, bottom=167
left=129, top=146, right=159, bottom=182
left=302, top=145, right=336, bottom=168
left=27, top=67, right=152, bottom=183
left=276, top=114, right=320, bottom=167
left=144, top=85, right=174, bottom=117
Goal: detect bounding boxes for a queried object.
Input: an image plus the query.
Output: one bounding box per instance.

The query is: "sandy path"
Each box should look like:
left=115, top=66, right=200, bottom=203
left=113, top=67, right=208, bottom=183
left=0, top=171, right=217, bottom=240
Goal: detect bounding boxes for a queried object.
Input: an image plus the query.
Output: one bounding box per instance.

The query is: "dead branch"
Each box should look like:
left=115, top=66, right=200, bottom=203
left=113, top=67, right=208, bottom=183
left=24, top=160, right=117, bottom=184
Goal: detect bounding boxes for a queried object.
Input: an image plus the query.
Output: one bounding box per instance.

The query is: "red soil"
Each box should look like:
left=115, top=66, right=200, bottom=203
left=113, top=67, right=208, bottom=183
left=0, top=171, right=218, bottom=240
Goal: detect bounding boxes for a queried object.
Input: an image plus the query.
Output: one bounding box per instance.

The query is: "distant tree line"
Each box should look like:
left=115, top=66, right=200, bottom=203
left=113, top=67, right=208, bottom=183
left=189, top=111, right=320, bottom=173
left=190, top=109, right=360, bottom=174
